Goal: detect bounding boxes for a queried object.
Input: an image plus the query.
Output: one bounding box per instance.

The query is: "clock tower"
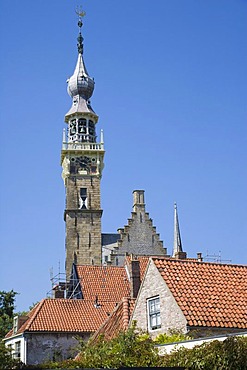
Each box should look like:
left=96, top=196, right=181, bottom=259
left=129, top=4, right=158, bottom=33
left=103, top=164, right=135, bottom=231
left=61, top=13, right=104, bottom=279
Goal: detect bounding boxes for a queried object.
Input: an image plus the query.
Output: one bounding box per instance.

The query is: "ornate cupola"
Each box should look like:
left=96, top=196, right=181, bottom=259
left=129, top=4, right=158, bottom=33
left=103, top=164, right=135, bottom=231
left=61, top=10, right=105, bottom=280
left=64, top=11, right=98, bottom=145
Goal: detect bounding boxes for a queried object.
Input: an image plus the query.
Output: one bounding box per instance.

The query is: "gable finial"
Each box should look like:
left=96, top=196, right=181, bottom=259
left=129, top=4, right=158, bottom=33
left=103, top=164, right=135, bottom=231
left=75, top=6, right=86, bottom=54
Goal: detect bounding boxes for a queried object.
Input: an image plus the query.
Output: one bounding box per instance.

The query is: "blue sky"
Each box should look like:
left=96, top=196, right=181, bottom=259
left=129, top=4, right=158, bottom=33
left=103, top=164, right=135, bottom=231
left=0, top=0, right=246, bottom=312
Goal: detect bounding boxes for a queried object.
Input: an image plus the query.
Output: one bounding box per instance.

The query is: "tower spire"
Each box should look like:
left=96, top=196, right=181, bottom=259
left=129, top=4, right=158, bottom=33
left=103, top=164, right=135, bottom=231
left=173, top=203, right=183, bottom=257
left=76, top=7, right=86, bottom=54
left=65, top=7, right=95, bottom=120
left=61, top=9, right=105, bottom=279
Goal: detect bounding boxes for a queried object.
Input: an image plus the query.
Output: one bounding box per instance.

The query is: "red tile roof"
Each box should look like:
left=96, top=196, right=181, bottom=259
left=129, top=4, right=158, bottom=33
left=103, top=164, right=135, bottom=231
left=91, top=297, right=136, bottom=343
left=5, top=259, right=152, bottom=340
left=6, top=298, right=117, bottom=337
left=153, top=258, right=247, bottom=329
left=75, top=265, right=130, bottom=302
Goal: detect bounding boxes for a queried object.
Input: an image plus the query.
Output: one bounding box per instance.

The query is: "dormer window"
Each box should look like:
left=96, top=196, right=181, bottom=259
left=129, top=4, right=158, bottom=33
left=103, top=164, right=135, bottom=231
left=13, top=316, right=18, bottom=334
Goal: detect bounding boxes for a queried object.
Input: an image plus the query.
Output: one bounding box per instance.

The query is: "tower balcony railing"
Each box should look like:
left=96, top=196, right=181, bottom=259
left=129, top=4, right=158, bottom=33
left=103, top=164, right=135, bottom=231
left=62, top=142, right=104, bottom=151
left=61, top=129, right=104, bottom=152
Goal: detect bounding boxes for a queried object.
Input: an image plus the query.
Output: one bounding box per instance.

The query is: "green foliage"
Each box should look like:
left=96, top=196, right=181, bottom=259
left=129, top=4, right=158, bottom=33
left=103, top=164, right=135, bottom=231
left=17, top=329, right=247, bottom=369
left=154, top=329, right=191, bottom=344
left=0, top=290, right=18, bottom=338
left=28, top=301, right=39, bottom=311
left=38, top=327, right=161, bottom=369
left=80, top=328, right=160, bottom=368
left=15, top=301, right=39, bottom=318
left=0, top=290, right=22, bottom=369
left=0, top=341, right=20, bottom=369
left=161, top=336, right=247, bottom=370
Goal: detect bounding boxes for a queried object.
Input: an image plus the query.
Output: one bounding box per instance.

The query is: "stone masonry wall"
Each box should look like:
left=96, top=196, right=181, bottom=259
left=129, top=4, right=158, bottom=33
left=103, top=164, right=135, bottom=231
left=65, top=175, right=102, bottom=278
left=112, top=203, right=167, bottom=266
left=66, top=176, right=101, bottom=210
left=131, top=260, right=187, bottom=338
left=26, top=332, right=90, bottom=365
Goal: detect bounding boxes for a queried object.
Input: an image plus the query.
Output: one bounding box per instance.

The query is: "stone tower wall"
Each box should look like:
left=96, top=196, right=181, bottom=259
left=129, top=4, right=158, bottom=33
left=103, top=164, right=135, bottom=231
left=65, top=175, right=102, bottom=278
left=66, top=176, right=101, bottom=209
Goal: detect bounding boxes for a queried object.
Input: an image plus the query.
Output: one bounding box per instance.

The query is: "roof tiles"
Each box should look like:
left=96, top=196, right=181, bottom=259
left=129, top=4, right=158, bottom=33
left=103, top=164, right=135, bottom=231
left=153, top=258, right=247, bottom=329
left=75, top=265, right=130, bottom=302
left=91, top=297, right=136, bottom=343
left=6, top=298, right=116, bottom=336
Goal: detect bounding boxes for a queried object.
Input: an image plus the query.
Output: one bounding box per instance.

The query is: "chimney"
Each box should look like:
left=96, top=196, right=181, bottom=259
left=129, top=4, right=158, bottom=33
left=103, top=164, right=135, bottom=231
left=129, top=254, right=141, bottom=298
left=132, top=190, right=145, bottom=213
left=197, top=252, right=203, bottom=262
left=52, top=282, right=66, bottom=298
left=174, top=251, right=187, bottom=260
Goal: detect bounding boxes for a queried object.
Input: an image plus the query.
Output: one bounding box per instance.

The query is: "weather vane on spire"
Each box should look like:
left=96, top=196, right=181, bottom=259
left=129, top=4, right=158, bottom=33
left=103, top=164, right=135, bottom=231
left=75, top=5, right=86, bottom=54
left=76, top=5, right=86, bottom=28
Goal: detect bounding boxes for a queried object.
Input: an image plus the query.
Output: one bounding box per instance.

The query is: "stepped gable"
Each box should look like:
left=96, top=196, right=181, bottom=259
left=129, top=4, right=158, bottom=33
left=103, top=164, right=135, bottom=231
left=75, top=265, right=130, bottom=302
left=117, top=211, right=164, bottom=251
left=153, top=258, right=247, bottom=329
left=112, top=191, right=167, bottom=264
left=5, top=298, right=115, bottom=337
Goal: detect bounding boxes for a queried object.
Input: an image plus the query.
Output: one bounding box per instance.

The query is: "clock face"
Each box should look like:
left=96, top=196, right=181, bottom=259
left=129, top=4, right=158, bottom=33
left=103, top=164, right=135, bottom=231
left=70, top=156, right=96, bottom=174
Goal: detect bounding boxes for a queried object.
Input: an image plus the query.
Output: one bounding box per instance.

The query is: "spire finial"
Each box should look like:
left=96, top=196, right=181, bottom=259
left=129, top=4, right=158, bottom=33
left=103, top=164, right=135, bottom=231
left=173, top=202, right=183, bottom=257
left=76, top=6, right=86, bottom=54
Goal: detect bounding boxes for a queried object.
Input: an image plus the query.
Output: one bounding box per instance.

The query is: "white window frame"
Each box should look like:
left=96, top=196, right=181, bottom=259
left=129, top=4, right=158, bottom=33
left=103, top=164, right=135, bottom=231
left=13, top=316, right=18, bottom=334
left=4, top=336, right=26, bottom=364
left=147, top=296, right=161, bottom=330
left=14, top=340, right=21, bottom=359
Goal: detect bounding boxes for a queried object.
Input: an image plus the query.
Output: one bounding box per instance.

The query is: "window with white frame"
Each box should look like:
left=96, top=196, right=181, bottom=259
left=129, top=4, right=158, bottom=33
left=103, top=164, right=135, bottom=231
left=14, top=341, right=21, bottom=359
left=13, top=316, right=18, bottom=334
left=147, top=296, right=161, bottom=330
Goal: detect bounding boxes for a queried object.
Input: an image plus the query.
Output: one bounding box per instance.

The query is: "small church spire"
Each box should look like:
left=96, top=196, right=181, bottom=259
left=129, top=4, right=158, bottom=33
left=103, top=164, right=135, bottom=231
left=173, top=203, right=183, bottom=257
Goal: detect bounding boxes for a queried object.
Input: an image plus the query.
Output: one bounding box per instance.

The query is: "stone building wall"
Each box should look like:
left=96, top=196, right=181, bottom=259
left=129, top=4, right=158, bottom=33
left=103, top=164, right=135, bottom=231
left=26, top=332, right=90, bottom=365
left=131, top=260, right=187, bottom=337
left=110, top=191, right=167, bottom=266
